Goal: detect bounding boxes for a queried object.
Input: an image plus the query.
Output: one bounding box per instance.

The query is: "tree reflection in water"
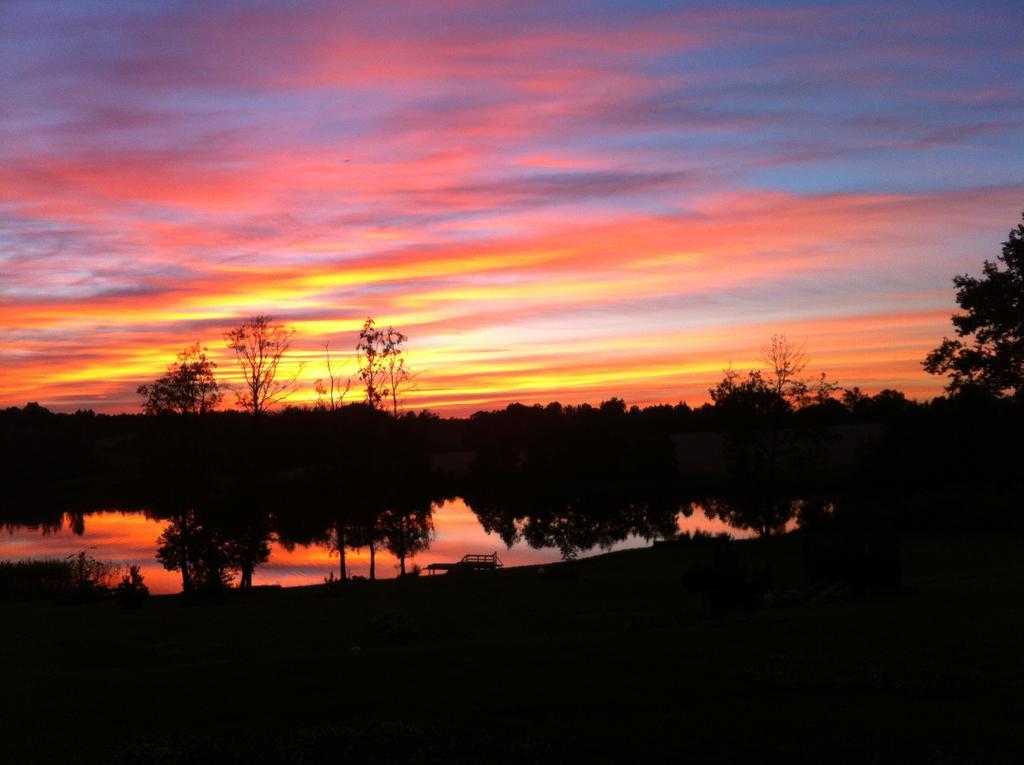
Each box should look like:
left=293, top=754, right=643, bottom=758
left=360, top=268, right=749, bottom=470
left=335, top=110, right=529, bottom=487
left=463, top=403, right=685, bottom=559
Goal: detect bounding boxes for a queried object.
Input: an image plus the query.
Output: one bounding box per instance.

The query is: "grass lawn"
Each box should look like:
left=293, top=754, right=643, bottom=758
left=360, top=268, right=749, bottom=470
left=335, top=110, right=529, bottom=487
left=1, top=528, right=1021, bottom=763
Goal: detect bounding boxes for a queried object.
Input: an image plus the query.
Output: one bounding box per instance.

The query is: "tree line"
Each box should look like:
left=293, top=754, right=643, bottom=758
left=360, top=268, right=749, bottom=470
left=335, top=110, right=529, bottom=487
left=135, top=208, right=1023, bottom=420
left=138, top=316, right=414, bottom=418
left=2, top=210, right=1022, bottom=591
left=2, top=375, right=1019, bottom=594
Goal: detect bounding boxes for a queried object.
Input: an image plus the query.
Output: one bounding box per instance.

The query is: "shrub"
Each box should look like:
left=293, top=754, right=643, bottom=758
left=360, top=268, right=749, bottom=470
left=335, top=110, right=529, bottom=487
left=68, top=551, right=119, bottom=596
left=0, top=559, right=74, bottom=600
left=115, top=565, right=150, bottom=608
left=1, top=553, right=127, bottom=601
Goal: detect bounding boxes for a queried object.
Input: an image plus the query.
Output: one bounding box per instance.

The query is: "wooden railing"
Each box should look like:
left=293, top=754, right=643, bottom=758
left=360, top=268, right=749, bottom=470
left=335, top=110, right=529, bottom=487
left=459, top=553, right=502, bottom=567
left=425, top=551, right=503, bottom=574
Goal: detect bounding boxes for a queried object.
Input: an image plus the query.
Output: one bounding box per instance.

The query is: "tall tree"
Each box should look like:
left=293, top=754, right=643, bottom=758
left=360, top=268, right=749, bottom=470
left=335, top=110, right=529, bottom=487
left=155, top=506, right=271, bottom=592
left=327, top=517, right=352, bottom=581
left=762, top=334, right=807, bottom=401
left=707, top=368, right=794, bottom=536
left=382, top=326, right=411, bottom=417
left=137, top=343, right=222, bottom=415
left=706, top=337, right=836, bottom=536
left=355, top=318, right=388, bottom=410
left=924, top=211, right=1024, bottom=398
left=355, top=318, right=412, bottom=416
left=156, top=509, right=231, bottom=593
left=346, top=497, right=388, bottom=581
left=380, top=502, right=434, bottom=576
left=224, top=315, right=300, bottom=415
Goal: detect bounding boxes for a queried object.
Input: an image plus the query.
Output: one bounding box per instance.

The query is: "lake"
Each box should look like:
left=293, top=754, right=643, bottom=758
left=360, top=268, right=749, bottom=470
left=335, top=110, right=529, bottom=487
left=0, top=497, right=747, bottom=593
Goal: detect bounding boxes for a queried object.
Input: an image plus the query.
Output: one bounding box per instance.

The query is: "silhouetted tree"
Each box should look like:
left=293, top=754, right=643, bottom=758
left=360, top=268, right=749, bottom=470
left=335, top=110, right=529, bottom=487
left=156, top=509, right=228, bottom=593
left=463, top=401, right=682, bottom=558
left=225, top=315, right=301, bottom=415
left=314, top=343, right=350, bottom=412
left=221, top=500, right=273, bottom=590
left=925, top=210, right=1024, bottom=398
left=155, top=505, right=271, bottom=592
left=327, top=517, right=353, bottom=580
left=382, top=326, right=412, bottom=417
left=348, top=504, right=387, bottom=581
left=762, top=334, right=807, bottom=402
left=356, top=318, right=388, bottom=410
left=137, top=343, right=222, bottom=415
left=842, top=386, right=868, bottom=414
left=700, top=496, right=795, bottom=539
left=380, top=502, right=434, bottom=576
left=355, top=318, right=412, bottom=415
left=709, top=368, right=785, bottom=416
left=115, top=565, right=149, bottom=607
left=706, top=338, right=837, bottom=535
left=269, top=463, right=352, bottom=580
left=708, top=368, right=792, bottom=534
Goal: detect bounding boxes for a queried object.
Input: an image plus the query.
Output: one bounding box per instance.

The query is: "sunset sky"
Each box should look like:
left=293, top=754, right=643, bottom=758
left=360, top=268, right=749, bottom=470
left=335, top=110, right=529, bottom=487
left=2, top=1, right=1022, bottom=414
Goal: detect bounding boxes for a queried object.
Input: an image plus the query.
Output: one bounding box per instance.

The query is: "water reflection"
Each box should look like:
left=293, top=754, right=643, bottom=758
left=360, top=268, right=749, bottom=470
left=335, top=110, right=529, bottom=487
left=465, top=485, right=682, bottom=560
left=3, top=400, right=775, bottom=593
left=1, top=512, right=180, bottom=593
left=0, top=398, right=873, bottom=604
left=0, top=498, right=755, bottom=594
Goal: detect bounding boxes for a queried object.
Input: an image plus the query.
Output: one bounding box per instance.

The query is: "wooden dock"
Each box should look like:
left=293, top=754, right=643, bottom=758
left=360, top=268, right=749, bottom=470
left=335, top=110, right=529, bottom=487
left=425, top=552, right=503, bottom=575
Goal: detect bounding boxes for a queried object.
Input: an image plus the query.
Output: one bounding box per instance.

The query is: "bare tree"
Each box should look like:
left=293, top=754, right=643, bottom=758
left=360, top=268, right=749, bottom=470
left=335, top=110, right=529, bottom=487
left=382, top=326, right=412, bottom=417
left=137, top=342, right=222, bottom=415
left=707, top=336, right=838, bottom=536
left=758, top=335, right=841, bottom=408
left=314, top=343, right=350, bottom=412
left=761, top=334, right=807, bottom=401
left=224, top=315, right=301, bottom=415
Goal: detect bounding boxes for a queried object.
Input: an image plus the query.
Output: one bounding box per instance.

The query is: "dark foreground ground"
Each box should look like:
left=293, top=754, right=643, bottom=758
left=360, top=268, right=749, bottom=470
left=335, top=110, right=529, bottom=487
left=1, top=528, right=1022, bottom=764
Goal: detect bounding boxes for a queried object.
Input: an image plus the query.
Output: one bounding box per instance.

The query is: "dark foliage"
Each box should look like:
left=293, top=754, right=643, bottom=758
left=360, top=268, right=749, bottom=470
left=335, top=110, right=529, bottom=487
left=137, top=343, right=221, bottom=415
left=115, top=565, right=150, bottom=607
left=925, top=210, right=1024, bottom=398
left=1, top=385, right=1021, bottom=591
left=0, top=559, right=75, bottom=601
left=0, top=553, right=126, bottom=602
left=463, top=400, right=683, bottom=558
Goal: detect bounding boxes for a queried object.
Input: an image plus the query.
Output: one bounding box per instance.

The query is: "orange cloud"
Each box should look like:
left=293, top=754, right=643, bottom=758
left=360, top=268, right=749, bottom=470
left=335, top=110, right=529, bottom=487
left=3, top=2, right=1020, bottom=413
